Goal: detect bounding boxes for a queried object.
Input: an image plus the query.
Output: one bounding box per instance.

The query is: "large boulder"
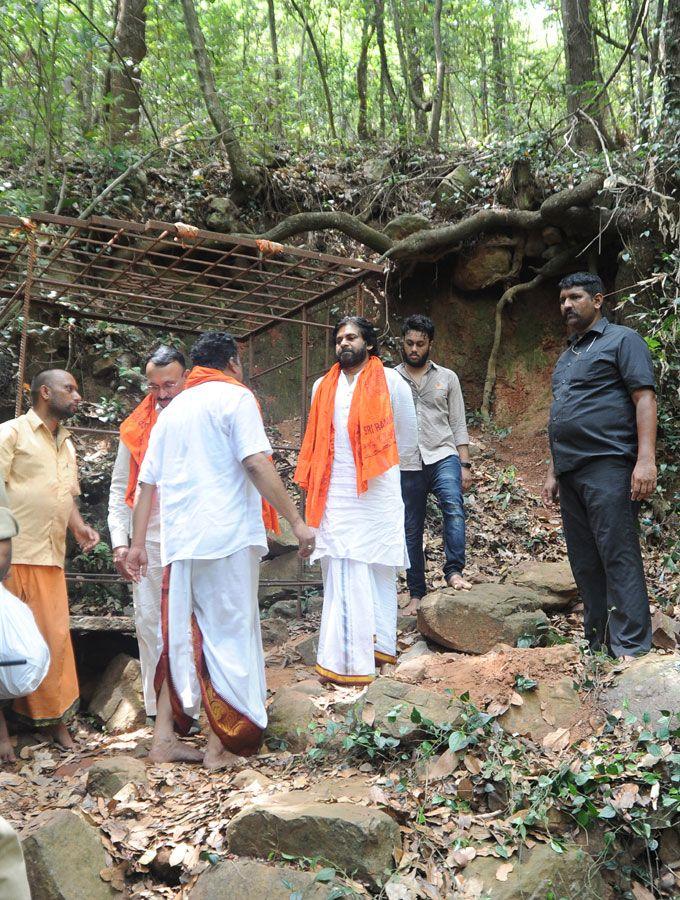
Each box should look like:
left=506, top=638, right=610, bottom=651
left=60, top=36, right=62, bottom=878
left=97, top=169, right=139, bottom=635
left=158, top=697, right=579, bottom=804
left=264, top=686, right=319, bottom=751
left=189, top=857, right=354, bottom=899
left=266, top=519, right=299, bottom=557
left=88, top=654, right=146, bottom=732
left=362, top=158, right=392, bottom=181
left=227, top=800, right=399, bottom=886
left=499, top=677, right=584, bottom=742
left=259, top=555, right=321, bottom=607
left=433, top=164, right=480, bottom=216
left=86, top=756, right=148, bottom=799
left=453, top=238, right=514, bottom=291
left=352, top=678, right=461, bottom=742
left=602, top=654, right=680, bottom=722
left=417, top=584, right=548, bottom=654
left=260, top=617, right=289, bottom=649
left=509, top=559, right=578, bottom=611
left=22, top=811, right=116, bottom=899
left=460, top=843, right=604, bottom=898
left=296, top=632, right=319, bottom=666
left=383, top=214, right=431, bottom=241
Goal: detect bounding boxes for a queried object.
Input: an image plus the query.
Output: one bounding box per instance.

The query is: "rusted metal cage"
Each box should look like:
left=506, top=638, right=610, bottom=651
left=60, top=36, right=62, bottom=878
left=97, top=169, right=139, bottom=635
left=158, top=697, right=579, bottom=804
left=0, top=212, right=385, bottom=618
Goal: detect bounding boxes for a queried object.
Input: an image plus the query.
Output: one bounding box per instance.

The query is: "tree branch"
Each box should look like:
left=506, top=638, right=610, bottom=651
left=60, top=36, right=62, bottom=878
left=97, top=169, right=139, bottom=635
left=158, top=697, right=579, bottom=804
left=259, top=212, right=393, bottom=254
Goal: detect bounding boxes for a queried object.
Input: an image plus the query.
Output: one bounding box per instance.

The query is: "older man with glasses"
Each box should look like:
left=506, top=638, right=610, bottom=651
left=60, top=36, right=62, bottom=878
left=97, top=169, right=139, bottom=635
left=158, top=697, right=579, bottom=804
left=107, top=346, right=187, bottom=717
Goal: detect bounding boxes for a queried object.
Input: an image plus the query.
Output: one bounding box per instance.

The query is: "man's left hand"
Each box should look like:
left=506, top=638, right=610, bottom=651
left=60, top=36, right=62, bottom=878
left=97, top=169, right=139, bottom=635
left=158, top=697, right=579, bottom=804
left=74, top=524, right=99, bottom=552
left=461, top=467, right=472, bottom=493
left=631, top=460, right=657, bottom=501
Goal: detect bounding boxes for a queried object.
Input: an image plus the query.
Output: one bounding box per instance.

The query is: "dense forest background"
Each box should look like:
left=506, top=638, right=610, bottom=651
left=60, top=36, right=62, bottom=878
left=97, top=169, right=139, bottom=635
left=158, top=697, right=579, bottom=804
left=0, top=0, right=678, bottom=547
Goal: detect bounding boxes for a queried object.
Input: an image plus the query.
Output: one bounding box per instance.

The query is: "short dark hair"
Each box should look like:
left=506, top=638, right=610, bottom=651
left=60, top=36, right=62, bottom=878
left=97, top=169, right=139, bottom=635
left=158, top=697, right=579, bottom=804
left=402, top=314, right=434, bottom=340
left=190, top=332, right=239, bottom=369
left=30, top=369, right=62, bottom=404
left=558, top=272, right=605, bottom=298
left=333, top=316, right=379, bottom=356
left=145, top=345, right=186, bottom=369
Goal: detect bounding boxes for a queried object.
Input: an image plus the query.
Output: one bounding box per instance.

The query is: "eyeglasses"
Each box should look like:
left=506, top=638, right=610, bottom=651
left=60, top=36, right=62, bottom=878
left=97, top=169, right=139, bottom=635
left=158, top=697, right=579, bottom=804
left=143, top=381, right=182, bottom=393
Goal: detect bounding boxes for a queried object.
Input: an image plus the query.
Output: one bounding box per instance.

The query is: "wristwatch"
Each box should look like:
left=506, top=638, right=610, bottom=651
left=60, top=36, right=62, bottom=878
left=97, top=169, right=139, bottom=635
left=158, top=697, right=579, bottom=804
left=460, top=461, right=471, bottom=469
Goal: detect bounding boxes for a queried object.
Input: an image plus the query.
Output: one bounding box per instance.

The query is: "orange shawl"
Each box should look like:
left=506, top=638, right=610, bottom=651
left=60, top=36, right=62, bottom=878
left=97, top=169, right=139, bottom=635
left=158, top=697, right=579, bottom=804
left=184, top=366, right=280, bottom=534
left=120, top=394, right=158, bottom=508
left=294, top=355, right=398, bottom=528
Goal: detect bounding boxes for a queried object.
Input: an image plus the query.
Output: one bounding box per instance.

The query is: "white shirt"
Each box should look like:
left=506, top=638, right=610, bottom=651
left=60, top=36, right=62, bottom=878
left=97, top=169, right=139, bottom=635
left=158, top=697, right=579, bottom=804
left=311, top=365, right=418, bottom=567
left=108, top=439, right=161, bottom=548
left=139, top=382, right=272, bottom=566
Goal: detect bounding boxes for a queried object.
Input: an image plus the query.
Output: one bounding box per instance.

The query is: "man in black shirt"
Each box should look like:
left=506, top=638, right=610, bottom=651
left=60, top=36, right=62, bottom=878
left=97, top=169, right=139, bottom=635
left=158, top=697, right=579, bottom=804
left=542, top=272, right=657, bottom=658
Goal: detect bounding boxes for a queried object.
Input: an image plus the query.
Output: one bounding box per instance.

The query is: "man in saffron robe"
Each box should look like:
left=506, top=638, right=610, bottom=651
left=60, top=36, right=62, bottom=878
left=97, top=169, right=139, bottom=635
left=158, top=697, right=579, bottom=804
left=107, top=346, right=187, bottom=716
left=0, top=370, right=99, bottom=750
left=295, top=316, right=418, bottom=685
left=127, top=332, right=315, bottom=769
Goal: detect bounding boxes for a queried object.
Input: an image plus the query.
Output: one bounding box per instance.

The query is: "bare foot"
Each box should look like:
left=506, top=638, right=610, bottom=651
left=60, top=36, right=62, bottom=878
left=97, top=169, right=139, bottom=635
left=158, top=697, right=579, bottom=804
left=149, top=737, right=204, bottom=763
left=0, top=711, right=16, bottom=764
left=50, top=723, right=76, bottom=750
left=447, top=573, right=472, bottom=591
left=202, top=747, right=243, bottom=771
left=401, top=597, right=421, bottom=616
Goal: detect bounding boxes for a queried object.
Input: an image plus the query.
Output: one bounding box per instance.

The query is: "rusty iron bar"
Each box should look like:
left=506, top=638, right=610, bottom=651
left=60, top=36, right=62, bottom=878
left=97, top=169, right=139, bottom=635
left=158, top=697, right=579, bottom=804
left=356, top=281, right=365, bottom=316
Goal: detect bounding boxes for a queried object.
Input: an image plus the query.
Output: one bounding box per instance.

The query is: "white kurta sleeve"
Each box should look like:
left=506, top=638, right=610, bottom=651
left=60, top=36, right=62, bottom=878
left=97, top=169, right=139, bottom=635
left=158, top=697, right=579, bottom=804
left=107, top=440, right=132, bottom=548
left=387, top=369, right=419, bottom=465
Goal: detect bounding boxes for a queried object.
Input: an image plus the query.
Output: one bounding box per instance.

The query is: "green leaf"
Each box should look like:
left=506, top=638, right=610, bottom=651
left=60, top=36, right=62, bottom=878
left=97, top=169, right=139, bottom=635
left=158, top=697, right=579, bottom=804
left=410, top=707, right=423, bottom=724
left=448, top=731, right=470, bottom=753
left=314, top=868, right=336, bottom=883
left=598, top=805, right=617, bottom=819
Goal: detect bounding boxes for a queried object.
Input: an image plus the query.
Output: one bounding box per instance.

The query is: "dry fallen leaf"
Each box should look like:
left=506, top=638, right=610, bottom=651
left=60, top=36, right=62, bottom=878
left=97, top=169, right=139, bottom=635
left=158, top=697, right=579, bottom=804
left=361, top=702, right=375, bottom=726
left=611, top=782, right=639, bottom=811
left=495, top=862, right=514, bottom=882
left=542, top=728, right=571, bottom=752
left=451, top=847, right=477, bottom=867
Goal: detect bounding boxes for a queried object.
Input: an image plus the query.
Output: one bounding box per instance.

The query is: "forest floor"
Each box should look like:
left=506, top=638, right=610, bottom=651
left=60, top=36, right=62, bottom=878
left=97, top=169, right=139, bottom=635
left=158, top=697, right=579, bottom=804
left=1, top=440, right=678, bottom=898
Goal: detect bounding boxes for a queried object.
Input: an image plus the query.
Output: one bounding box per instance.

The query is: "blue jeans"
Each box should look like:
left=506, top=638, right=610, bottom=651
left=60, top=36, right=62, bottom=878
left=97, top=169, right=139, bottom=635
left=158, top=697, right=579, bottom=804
left=400, top=454, right=466, bottom=599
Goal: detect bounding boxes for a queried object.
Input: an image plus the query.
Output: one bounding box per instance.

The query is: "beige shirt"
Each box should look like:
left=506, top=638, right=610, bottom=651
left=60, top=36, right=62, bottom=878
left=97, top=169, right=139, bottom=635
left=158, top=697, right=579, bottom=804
left=396, top=361, right=469, bottom=468
left=0, top=409, right=79, bottom=566
left=0, top=482, right=18, bottom=541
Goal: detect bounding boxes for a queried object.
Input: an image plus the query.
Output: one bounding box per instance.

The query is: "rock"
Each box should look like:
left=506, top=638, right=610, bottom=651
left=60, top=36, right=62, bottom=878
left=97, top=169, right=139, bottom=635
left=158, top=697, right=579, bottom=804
left=227, top=800, right=399, bottom=886
left=362, top=157, right=392, bottom=181
left=92, top=354, right=120, bottom=377
left=453, top=239, right=513, bottom=291
left=399, top=640, right=431, bottom=664
left=397, top=614, right=418, bottom=632
left=86, top=756, right=147, bottom=798
left=266, top=519, right=299, bottom=557
left=22, top=810, right=115, bottom=899
left=264, top=686, right=319, bottom=751
left=353, top=678, right=461, bottom=742
left=260, top=617, right=289, bottom=648
left=206, top=196, right=239, bottom=232
left=499, top=677, right=584, bottom=742
left=268, top=598, right=299, bottom=619
left=462, top=843, right=604, bottom=898
left=509, top=559, right=578, bottom=611
left=296, top=633, right=319, bottom=666
left=417, top=584, right=548, bottom=654
left=88, top=653, right=146, bottom=732
left=433, top=164, right=480, bottom=216
left=383, top=214, right=431, bottom=240
left=189, top=857, right=352, bottom=899
left=602, top=654, right=680, bottom=722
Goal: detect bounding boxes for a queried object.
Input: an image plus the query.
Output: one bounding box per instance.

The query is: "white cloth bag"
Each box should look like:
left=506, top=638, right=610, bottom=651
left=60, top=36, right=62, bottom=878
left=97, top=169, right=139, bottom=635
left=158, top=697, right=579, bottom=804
left=0, top=584, right=50, bottom=700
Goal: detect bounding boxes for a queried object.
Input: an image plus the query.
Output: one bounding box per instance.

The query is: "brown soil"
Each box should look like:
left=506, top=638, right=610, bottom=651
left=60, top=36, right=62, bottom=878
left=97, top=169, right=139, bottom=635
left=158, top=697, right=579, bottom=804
left=415, top=644, right=581, bottom=709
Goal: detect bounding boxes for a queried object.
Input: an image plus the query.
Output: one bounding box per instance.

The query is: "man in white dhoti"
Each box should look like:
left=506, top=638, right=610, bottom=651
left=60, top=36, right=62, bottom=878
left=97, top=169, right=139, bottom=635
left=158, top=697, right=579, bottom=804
left=127, top=332, right=315, bottom=769
left=107, top=346, right=187, bottom=717
left=295, top=316, right=418, bottom=685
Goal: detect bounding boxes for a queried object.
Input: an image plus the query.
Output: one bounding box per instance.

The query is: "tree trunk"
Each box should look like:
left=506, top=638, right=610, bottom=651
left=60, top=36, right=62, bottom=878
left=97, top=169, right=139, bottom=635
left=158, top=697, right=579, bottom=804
left=559, top=0, right=609, bottom=148
left=662, top=0, right=679, bottom=123
left=356, top=10, right=374, bottom=140
left=491, top=0, right=510, bottom=133
left=374, top=0, right=405, bottom=133
left=428, top=0, right=444, bottom=148
left=267, top=0, right=283, bottom=136
left=179, top=0, right=260, bottom=198
left=289, top=0, right=337, bottom=140
left=108, top=0, right=147, bottom=144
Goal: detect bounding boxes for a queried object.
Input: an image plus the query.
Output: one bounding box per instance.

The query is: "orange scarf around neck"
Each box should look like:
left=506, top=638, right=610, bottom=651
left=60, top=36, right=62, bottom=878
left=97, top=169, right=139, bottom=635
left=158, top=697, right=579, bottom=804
left=120, top=394, right=158, bottom=508
left=294, top=355, right=398, bottom=528
left=184, top=366, right=280, bottom=534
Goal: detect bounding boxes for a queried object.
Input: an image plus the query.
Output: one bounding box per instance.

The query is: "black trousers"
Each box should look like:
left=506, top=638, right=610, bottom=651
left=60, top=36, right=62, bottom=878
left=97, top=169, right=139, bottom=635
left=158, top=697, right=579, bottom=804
left=558, top=456, right=652, bottom=657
